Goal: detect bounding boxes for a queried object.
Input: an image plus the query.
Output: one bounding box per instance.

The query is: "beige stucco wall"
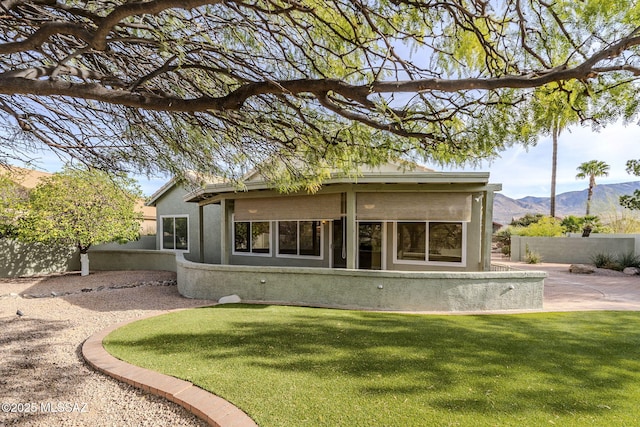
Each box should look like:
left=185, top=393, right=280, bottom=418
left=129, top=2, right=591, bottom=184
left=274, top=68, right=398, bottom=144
left=0, top=239, right=170, bottom=278
left=177, top=254, right=545, bottom=312
left=0, top=239, right=79, bottom=278
left=88, top=249, right=177, bottom=272
left=152, top=184, right=221, bottom=265
left=511, top=236, right=637, bottom=264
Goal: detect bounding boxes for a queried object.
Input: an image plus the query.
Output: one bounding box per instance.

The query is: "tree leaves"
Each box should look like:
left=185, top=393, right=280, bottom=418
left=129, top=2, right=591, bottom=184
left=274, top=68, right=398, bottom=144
left=1, top=0, right=640, bottom=188
left=16, top=167, right=143, bottom=253
left=620, top=160, right=640, bottom=211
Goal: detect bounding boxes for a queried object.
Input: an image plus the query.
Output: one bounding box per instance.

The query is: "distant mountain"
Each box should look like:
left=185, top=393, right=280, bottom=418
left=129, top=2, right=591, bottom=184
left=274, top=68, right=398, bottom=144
left=493, top=181, right=640, bottom=225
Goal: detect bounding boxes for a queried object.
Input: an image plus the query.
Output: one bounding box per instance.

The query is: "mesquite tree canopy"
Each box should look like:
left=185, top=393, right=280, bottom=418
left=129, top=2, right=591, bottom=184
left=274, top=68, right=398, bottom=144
left=1, top=0, right=640, bottom=189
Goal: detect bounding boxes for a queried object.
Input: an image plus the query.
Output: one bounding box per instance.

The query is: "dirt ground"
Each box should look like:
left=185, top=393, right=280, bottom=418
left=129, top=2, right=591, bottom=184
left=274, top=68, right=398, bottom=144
left=0, top=270, right=214, bottom=426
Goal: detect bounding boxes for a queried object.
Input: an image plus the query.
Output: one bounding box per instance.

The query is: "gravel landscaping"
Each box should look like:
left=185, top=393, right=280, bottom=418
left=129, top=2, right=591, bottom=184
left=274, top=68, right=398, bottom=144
left=0, top=270, right=214, bottom=426
left=2, top=264, right=638, bottom=426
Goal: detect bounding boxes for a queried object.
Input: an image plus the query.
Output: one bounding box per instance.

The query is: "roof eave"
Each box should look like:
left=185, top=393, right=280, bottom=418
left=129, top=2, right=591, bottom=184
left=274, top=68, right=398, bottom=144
left=183, top=172, right=494, bottom=203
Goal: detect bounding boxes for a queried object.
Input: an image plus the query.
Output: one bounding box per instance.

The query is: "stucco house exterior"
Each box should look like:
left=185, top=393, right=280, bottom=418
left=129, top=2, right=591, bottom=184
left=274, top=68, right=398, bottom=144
left=147, top=176, right=223, bottom=265
left=145, top=163, right=547, bottom=312
left=148, top=163, right=500, bottom=272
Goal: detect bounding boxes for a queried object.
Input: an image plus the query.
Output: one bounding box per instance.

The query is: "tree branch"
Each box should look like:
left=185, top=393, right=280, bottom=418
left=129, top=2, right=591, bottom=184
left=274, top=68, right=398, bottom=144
left=2, top=36, right=639, bottom=115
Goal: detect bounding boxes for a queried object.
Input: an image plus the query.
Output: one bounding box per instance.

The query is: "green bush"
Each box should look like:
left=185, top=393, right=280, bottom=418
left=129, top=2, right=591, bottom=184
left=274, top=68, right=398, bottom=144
left=493, top=227, right=512, bottom=256
left=618, top=252, right=640, bottom=269
left=591, top=252, right=615, bottom=268
left=560, top=215, right=608, bottom=234
left=524, top=245, right=542, bottom=264
left=560, top=215, right=582, bottom=233
left=510, top=213, right=545, bottom=227
left=591, top=252, right=640, bottom=271
left=591, top=252, right=622, bottom=271
left=515, top=217, right=564, bottom=237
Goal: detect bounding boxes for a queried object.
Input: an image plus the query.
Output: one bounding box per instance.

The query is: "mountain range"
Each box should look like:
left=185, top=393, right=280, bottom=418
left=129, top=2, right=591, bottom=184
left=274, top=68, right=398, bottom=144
left=493, top=181, right=640, bottom=225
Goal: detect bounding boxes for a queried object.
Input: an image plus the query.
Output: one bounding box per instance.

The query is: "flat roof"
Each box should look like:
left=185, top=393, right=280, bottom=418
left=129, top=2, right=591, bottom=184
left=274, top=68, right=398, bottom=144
left=184, top=171, right=496, bottom=203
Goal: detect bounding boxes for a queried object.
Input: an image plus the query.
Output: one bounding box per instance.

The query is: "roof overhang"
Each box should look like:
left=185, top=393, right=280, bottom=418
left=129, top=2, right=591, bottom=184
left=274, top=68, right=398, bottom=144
left=184, top=171, right=499, bottom=204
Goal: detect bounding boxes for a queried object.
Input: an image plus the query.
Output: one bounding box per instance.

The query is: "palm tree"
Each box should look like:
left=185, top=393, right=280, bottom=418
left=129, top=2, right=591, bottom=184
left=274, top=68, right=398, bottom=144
left=531, top=82, right=584, bottom=218
left=576, top=160, right=610, bottom=215
left=550, top=120, right=561, bottom=217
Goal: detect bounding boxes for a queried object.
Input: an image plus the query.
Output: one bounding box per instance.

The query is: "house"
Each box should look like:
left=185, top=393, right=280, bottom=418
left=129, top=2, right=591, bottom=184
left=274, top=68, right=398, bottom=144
left=146, top=175, right=224, bottom=264
left=145, top=163, right=549, bottom=312
left=148, top=163, right=501, bottom=272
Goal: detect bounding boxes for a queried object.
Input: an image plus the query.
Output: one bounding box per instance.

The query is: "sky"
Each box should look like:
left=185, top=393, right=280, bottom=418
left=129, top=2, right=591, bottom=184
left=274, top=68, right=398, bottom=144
left=426, top=121, right=640, bottom=199
left=26, top=120, right=640, bottom=200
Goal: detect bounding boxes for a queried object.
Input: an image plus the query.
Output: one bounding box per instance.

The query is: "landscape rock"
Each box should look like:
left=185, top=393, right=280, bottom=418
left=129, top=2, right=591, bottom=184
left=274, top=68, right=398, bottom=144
left=569, top=264, right=596, bottom=274
left=623, top=267, right=640, bottom=276
left=218, top=294, right=242, bottom=304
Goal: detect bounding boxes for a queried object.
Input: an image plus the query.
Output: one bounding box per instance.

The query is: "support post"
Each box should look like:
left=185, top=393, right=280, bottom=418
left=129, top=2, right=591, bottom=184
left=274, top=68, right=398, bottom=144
left=219, top=199, right=231, bottom=265
left=345, top=188, right=357, bottom=269
left=198, top=204, right=204, bottom=263
left=482, top=189, right=496, bottom=271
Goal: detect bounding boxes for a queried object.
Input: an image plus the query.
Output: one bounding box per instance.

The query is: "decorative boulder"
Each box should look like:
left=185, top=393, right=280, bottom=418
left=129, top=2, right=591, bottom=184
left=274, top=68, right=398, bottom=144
left=569, top=264, right=596, bottom=274
left=218, top=294, right=242, bottom=304
left=623, top=267, right=640, bottom=276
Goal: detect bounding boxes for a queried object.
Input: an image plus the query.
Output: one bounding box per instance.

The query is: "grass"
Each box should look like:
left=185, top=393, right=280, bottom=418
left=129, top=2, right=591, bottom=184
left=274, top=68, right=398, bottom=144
left=104, top=305, right=640, bottom=426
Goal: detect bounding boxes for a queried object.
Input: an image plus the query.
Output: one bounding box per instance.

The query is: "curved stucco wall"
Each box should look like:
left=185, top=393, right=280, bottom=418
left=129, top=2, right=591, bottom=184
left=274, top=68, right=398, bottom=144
left=176, top=255, right=545, bottom=312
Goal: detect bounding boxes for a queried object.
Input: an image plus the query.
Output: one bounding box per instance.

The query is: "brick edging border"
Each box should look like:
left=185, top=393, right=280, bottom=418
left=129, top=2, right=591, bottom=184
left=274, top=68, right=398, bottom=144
left=81, top=310, right=258, bottom=427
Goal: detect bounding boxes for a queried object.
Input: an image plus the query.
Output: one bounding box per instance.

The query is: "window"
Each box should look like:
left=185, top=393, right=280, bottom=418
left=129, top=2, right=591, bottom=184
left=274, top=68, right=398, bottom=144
left=429, top=222, right=463, bottom=263
left=162, top=216, right=188, bottom=251
left=397, top=222, right=426, bottom=261
left=234, top=221, right=271, bottom=255
left=395, top=221, right=465, bottom=264
left=277, top=221, right=322, bottom=257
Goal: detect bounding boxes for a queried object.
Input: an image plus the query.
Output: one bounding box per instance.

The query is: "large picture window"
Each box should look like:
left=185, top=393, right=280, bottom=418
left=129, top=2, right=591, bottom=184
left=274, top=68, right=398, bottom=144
left=277, top=221, right=322, bottom=257
left=162, top=216, right=188, bottom=251
left=234, top=221, right=271, bottom=255
left=395, top=221, right=465, bottom=264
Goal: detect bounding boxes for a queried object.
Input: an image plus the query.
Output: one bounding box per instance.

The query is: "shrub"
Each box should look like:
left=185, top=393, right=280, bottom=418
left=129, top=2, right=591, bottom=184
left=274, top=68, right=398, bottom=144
left=618, top=252, right=640, bottom=269
left=560, top=215, right=583, bottom=233
left=510, top=213, right=545, bottom=227
left=591, top=252, right=622, bottom=271
left=501, top=245, right=511, bottom=257
left=515, top=217, right=564, bottom=237
left=591, top=252, right=615, bottom=268
left=524, top=245, right=542, bottom=264
left=561, top=215, right=609, bottom=235
left=493, top=227, right=511, bottom=256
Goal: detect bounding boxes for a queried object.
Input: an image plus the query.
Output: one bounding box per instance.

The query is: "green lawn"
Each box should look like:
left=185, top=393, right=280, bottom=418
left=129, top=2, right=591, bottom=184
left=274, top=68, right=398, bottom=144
left=104, top=305, right=640, bottom=426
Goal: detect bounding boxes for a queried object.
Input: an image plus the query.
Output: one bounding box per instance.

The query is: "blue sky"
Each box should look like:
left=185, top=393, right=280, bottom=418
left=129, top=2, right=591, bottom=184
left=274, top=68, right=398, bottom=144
left=426, top=121, right=640, bottom=199
left=29, top=120, right=640, bottom=199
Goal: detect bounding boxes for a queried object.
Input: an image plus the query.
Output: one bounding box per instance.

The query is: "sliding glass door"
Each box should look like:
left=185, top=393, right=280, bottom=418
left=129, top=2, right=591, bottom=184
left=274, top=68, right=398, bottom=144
left=358, top=222, right=383, bottom=270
